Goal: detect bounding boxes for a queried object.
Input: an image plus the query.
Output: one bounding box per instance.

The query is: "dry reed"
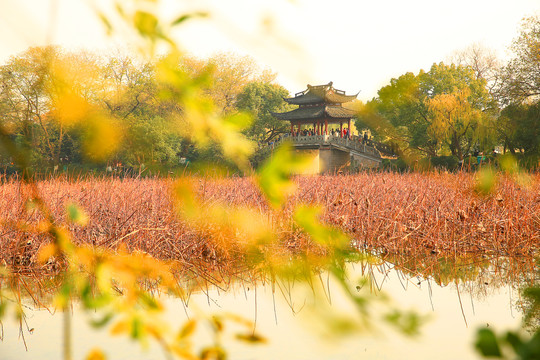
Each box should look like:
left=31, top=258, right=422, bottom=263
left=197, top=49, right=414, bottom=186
left=0, top=172, right=538, bottom=278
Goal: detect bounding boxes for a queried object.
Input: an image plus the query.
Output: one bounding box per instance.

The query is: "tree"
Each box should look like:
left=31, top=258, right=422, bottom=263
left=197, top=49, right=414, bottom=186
left=449, top=43, right=502, bottom=99
left=498, top=102, right=540, bottom=156
left=120, top=114, right=183, bottom=166
left=98, top=54, right=157, bottom=119
left=0, top=46, right=112, bottom=166
left=426, top=88, right=486, bottom=159
left=359, top=63, right=495, bottom=159
left=0, top=46, right=60, bottom=165
left=492, top=16, right=540, bottom=158
left=499, top=16, right=540, bottom=104
left=236, top=81, right=291, bottom=142
left=180, top=53, right=275, bottom=114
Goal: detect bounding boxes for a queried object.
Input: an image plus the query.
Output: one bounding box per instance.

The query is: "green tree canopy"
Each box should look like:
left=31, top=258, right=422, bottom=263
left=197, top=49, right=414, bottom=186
left=358, top=62, right=496, bottom=159
left=236, top=81, right=291, bottom=142
left=498, top=102, right=540, bottom=156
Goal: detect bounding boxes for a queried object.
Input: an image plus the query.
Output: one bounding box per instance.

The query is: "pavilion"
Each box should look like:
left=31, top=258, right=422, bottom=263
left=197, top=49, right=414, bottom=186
left=272, top=82, right=358, bottom=137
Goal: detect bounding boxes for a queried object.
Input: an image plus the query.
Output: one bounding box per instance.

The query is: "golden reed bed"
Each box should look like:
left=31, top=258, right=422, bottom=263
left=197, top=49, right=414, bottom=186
left=0, top=172, right=538, bottom=275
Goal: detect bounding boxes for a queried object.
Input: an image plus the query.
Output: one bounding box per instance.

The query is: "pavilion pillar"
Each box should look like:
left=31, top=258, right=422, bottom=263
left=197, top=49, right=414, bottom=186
left=290, top=123, right=294, bottom=136
left=317, top=122, right=320, bottom=135
left=340, top=122, right=343, bottom=138
left=347, top=119, right=351, bottom=139
left=324, top=119, right=328, bottom=135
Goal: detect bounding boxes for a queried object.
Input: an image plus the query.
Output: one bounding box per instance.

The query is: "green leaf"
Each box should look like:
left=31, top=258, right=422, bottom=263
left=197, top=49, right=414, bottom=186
left=81, top=282, right=111, bottom=309
left=223, top=112, right=253, bottom=131
left=171, top=12, right=208, bottom=26
left=0, top=301, right=7, bottom=318
left=140, top=292, right=160, bottom=310
left=293, top=205, right=348, bottom=249
left=257, top=142, right=312, bottom=208
left=383, top=310, right=424, bottom=337
left=499, top=154, right=519, bottom=174
left=66, top=203, right=89, bottom=226
left=90, top=313, right=115, bottom=329
left=133, top=11, right=159, bottom=38
left=475, top=329, right=502, bottom=357
left=97, top=12, right=113, bottom=36
left=475, top=167, right=496, bottom=195
left=505, top=332, right=524, bottom=355
left=131, top=316, right=143, bottom=340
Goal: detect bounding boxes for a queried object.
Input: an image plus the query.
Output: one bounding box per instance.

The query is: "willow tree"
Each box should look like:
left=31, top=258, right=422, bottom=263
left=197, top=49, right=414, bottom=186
left=426, top=88, right=486, bottom=159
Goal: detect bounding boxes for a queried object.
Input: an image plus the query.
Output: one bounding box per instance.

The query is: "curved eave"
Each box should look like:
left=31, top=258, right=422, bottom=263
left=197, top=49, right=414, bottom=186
left=272, top=106, right=356, bottom=121
left=325, top=92, right=358, bottom=103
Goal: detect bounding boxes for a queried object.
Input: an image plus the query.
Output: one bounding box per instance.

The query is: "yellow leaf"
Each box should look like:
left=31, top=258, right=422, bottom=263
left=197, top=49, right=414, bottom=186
left=172, top=178, right=198, bottom=218
left=170, top=344, right=196, bottom=359
left=86, top=348, right=106, bottom=360
left=37, top=243, right=57, bottom=263
left=51, top=227, right=74, bottom=253
left=235, top=332, right=267, bottom=344
left=110, top=319, right=130, bottom=335
left=83, top=115, right=123, bottom=162
left=55, top=92, right=91, bottom=126
left=178, top=319, right=197, bottom=339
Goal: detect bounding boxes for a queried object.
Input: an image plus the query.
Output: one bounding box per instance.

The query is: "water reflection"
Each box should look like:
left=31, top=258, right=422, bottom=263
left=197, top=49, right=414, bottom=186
left=0, top=255, right=537, bottom=359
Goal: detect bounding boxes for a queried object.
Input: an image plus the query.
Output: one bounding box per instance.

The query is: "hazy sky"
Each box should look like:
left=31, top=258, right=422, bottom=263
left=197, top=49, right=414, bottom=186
left=1, top=0, right=539, bottom=101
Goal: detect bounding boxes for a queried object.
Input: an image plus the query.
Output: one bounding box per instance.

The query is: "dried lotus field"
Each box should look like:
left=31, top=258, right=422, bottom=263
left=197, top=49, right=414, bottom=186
left=0, top=172, right=538, bottom=277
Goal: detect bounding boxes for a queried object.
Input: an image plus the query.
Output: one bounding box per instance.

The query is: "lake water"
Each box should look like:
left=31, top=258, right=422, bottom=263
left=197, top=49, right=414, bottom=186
left=0, top=259, right=531, bottom=360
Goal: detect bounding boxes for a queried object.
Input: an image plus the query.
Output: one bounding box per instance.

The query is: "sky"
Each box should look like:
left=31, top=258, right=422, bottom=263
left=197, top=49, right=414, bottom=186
left=0, top=0, right=539, bottom=101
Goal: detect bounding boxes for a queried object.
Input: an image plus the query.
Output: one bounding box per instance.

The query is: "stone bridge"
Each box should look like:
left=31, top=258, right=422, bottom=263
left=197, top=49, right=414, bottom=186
left=274, top=134, right=389, bottom=173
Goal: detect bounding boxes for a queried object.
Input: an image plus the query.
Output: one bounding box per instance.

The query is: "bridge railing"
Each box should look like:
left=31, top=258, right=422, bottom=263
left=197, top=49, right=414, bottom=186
left=273, top=134, right=383, bottom=158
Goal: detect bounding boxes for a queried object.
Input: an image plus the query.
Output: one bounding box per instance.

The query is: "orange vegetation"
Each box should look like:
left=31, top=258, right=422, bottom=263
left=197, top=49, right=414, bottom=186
left=0, top=172, right=538, bottom=276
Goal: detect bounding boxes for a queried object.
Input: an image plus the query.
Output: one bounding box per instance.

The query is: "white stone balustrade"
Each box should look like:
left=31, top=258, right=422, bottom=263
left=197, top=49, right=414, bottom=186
left=276, top=134, right=381, bottom=158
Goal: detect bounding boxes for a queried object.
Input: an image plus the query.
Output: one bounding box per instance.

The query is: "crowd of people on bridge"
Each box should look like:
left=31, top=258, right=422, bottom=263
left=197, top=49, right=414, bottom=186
left=291, top=127, right=372, bottom=142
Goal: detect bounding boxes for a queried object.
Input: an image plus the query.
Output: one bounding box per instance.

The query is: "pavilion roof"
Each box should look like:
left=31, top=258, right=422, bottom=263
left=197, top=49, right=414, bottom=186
left=272, top=105, right=356, bottom=121
left=284, top=82, right=358, bottom=105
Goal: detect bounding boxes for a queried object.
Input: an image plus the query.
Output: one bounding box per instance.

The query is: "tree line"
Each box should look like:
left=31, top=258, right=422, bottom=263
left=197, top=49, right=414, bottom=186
left=356, top=15, right=540, bottom=169
left=0, top=48, right=291, bottom=173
